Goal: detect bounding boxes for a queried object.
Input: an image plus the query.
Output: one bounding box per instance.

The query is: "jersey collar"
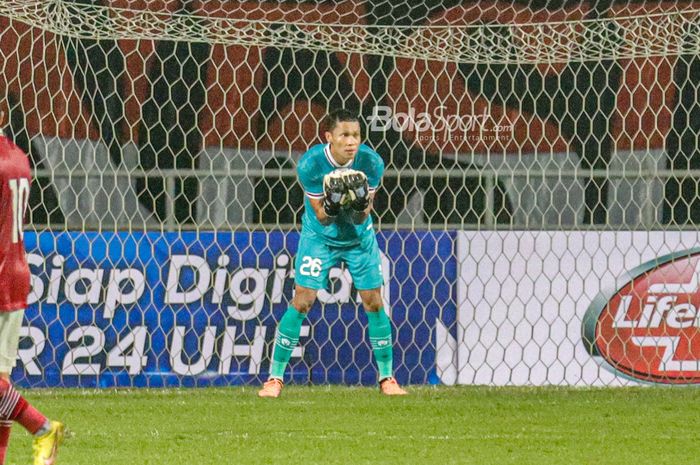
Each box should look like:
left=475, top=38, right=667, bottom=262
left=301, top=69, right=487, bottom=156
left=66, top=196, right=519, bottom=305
left=324, top=144, right=354, bottom=169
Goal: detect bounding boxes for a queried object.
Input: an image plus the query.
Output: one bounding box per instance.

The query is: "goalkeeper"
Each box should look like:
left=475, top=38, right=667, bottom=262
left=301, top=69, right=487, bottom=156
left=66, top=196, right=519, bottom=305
left=258, top=109, right=407, bottom=397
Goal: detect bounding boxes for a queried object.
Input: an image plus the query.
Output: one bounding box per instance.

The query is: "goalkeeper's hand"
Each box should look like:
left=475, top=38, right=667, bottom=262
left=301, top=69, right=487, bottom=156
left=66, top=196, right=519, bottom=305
left=322, top=171, right=347, bottom=217
left=341, top=170, right=370, bottom=212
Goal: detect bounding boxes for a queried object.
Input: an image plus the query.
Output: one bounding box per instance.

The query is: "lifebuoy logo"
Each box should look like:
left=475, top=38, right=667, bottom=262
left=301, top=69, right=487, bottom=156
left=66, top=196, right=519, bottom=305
left=583, top=248, right=700, bottom=384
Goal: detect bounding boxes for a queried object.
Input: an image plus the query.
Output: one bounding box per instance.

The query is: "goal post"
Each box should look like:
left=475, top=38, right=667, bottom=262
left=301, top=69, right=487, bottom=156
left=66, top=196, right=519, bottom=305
left=2, top=0, right=700, bottom=387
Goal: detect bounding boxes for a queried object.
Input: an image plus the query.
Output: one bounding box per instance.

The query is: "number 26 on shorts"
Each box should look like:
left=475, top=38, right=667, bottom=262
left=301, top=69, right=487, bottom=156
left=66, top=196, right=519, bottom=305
left=299, top=256, right=323, bottom=277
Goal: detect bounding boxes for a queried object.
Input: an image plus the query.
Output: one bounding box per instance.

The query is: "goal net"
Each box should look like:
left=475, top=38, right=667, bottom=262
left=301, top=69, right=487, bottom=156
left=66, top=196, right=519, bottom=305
left=1, top=0, right=699, bottom=387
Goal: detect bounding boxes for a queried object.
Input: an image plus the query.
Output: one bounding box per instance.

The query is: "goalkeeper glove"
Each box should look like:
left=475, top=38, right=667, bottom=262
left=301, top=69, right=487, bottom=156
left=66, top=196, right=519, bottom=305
left=322, top=171, right=346, bottom=217
left=342, top=170, right=370, bottom=212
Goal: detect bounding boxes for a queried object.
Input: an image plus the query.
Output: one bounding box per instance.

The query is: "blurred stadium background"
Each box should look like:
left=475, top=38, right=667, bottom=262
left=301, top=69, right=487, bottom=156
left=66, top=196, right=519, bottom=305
left=1, top=0, right=700, bottom=463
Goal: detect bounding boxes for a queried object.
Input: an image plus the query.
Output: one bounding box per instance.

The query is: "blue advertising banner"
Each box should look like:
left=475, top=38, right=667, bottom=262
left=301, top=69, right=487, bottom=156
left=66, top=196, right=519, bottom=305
left=14, top=231, right=456, bottom=388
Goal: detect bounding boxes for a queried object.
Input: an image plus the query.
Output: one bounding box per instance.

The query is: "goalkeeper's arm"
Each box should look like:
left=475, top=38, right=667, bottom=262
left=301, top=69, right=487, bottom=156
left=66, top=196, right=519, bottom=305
left=310, top=171, right=347, bottom=225
left=342, top=171, right=372, bottom=225
left=308, top=197, right=336, bottom=225
left=350, top=196, right=372, bottom=224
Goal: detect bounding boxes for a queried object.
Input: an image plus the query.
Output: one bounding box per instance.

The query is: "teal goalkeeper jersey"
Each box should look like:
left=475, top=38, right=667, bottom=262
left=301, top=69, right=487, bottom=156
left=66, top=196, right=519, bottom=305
left=297, top=143, right=385, bottom=246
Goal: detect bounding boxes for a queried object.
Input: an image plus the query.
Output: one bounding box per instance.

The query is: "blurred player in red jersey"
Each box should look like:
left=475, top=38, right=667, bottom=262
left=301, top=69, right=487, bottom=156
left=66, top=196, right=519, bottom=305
left=0, top=111, right=65, bottom=465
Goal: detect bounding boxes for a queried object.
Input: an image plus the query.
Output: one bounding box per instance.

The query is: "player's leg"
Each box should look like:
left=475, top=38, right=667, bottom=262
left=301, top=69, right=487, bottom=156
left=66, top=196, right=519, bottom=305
left=259, top=287, right=319, bottom=398
left=0, top=310, right=64, bottom=464
left=265, top=285, right=316, bottom=383
left=344, top=235, right=407, bottom=395
left=259, top=235, right=334, bottom=398
left=356, top=289, right=405, bottom=395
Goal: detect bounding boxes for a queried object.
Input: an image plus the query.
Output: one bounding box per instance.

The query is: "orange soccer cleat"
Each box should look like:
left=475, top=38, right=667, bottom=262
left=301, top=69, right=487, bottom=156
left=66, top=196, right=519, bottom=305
left=257, top=378, right=284, bottom=398
left=379, top=377, right=408, bottom=396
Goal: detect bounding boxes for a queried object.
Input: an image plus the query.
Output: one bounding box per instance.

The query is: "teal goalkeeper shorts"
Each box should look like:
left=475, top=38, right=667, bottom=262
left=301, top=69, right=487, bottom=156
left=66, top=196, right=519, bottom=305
left=294, top=230, right=384, bottom=291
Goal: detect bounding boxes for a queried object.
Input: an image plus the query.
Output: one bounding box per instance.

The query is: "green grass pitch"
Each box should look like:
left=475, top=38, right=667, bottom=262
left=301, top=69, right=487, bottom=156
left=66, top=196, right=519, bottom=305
left=7, top=385, right=700, bottom=464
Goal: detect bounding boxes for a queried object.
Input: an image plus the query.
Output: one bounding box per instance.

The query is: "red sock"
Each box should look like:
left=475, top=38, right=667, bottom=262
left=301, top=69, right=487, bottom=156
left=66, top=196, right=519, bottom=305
left=0, top=421, right=11, bottom=465
left=0, top=378, right=46, bottom=435
left=10, top=398, right=46, bottom=435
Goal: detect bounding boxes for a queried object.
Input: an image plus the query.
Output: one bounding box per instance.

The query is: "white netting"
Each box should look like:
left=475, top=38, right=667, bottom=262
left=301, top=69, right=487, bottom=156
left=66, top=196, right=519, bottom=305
left=1, top=1, right=700, bottom=387
left=2, top=1, right=699, bottom=63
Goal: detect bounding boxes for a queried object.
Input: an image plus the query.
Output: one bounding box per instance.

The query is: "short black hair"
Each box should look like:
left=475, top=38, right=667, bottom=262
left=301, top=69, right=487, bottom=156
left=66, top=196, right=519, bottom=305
left=323, top=109, right=359, bottom=132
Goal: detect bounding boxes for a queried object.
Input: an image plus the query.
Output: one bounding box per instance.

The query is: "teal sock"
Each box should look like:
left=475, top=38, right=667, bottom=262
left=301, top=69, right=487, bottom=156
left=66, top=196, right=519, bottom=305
left=366, top=309, right=394, bottom=380
left=270, top=306, right=307, bottom=379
